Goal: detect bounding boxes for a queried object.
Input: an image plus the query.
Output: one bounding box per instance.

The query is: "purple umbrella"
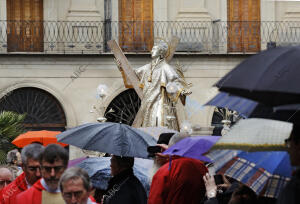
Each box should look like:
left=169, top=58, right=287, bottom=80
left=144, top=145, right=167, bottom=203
left=68, top=156, right=88, bottom=168
left=162, top=136, right=221, bottom=162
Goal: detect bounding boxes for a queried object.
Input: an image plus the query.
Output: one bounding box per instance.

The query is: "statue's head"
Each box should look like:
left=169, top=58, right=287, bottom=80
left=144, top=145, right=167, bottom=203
left=151, top=41, right=169, bottom=59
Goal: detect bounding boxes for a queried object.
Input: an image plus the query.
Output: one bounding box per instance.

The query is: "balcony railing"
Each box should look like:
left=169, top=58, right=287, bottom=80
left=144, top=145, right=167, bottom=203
left=0, top=20, right=300, bottom=54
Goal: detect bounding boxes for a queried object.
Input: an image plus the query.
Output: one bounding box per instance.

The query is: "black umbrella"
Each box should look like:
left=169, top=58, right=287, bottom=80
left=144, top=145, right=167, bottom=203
left=56, top=122, right=157, bottom=159
left=215, top=46, right=300, bottom=106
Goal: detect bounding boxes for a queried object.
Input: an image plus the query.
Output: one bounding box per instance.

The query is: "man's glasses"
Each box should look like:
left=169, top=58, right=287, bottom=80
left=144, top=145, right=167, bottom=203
left=63, top=191, right=84, bottom=199
left=41, top=166, right=65, bottom=173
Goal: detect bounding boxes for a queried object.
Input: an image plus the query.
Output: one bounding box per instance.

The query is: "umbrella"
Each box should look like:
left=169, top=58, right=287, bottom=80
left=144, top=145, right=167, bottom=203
left=56, top=122, right=157, bottom=159
left=138, top=126, right=177, bottom=140
left=205, top=92, right=300, bottom=122
left=205, top=92, right=259, bottom=118
left=75, top=157, right=153, bottom=194
left=12, top=130, right=68, bottom=147
left=212, top=118, right=293, bottom=151
left=162, top=136, right=221, bottom=162
left=207, top=150, right=292, bottom=198
left=68, top=156, right=88, bottom=168
left=215, top=46, right=300, bottom=106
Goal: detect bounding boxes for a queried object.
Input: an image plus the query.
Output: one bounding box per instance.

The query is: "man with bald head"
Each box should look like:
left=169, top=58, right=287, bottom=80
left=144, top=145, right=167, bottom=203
left=0, top=167, right=13, bottom=191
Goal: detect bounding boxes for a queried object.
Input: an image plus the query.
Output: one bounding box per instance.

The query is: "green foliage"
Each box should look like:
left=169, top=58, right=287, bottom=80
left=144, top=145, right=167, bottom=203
left=0, top=111, right=26, bottom=164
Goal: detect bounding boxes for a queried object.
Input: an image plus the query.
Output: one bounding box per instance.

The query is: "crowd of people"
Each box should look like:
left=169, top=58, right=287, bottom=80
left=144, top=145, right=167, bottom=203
left=0, top=126, right=299, bottom=204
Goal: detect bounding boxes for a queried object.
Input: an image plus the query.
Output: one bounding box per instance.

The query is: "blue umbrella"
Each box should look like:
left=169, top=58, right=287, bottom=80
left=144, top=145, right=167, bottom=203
left=207, top=150, right=292, bottom=198
left=162, top=136, right=221, bottom=162
left=57, top=122, right=157, bottom=159
left=205, top=92, right=300, bottom=122
left=205, top=92, right=258, bottom=118
left=76, top=157, right=153, bottom=194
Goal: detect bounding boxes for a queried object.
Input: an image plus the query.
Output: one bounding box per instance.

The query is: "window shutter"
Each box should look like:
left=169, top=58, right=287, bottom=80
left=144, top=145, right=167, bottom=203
left=119, top=0, right=153, bottom=51
left=227, top=0, right=260, bottom=52
left=7, top=0, right=43, bottom=52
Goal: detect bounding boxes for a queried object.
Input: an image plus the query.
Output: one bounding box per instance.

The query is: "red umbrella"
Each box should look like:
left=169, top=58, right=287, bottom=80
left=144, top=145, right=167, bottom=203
left=12, top=130, right=68, bottom=147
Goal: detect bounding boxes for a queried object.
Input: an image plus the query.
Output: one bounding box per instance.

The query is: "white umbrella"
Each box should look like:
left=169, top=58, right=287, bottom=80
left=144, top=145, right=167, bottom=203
left=211, top=118, right=293, bottom=151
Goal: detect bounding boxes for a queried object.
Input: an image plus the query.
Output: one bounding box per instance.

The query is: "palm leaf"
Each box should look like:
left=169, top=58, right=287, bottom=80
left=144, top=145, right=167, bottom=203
left=0, top=111, right=26, bottom=164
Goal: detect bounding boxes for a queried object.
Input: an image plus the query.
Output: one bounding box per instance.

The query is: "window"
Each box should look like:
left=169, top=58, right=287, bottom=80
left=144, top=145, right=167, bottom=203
left=0, top=87, right=66, bottom=131
left=119, top=0, right=153, bottom=52
left=7, top=0, right=44, bottom=52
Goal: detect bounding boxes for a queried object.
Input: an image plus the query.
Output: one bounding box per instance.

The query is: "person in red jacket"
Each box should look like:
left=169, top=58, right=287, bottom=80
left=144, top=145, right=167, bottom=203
left=0, top=143, right=44, bottom=204
left=148, top=157, right=208, bottom=204
left=16, top=144, right=69, bottom=204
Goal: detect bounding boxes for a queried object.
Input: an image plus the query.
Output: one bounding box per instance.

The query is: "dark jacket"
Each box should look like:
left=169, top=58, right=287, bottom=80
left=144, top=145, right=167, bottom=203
left=277, top=168, right=300, bottom=204
left=102, top=169, right=147, bottom=204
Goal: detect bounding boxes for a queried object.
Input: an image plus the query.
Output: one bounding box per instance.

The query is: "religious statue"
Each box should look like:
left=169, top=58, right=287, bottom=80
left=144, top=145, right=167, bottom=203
left=116, top=40, right=191, bottom=130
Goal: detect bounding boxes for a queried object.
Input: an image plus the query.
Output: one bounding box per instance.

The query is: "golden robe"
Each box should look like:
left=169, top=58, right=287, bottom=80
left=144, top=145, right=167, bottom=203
left=135, top=59, right=184, bottom=130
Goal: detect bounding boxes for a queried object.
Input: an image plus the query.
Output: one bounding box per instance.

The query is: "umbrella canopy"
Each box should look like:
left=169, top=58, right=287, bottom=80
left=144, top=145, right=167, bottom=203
left=68, top=156, right=88, bottom=168
left=205, top=92, right=259, bottom=118
left=138, top=126, right=177, bottom=140
left=57, top=122, right=157, bottom=159
left=206, top=92, right=300, bottom=122
left=215, top=46, right=300, bottom=106
left=12, top=130, right=68, bottom=147
left=207, top=150, right=292, bottom=198
left=75, top=157, right=153, bottom=194
left=212, top=118, right=293, bottom=151
left=162, top=136, right=221, bottom=162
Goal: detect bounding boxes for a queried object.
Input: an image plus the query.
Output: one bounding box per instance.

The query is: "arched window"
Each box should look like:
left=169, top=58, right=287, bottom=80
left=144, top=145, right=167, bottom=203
left=104, top=89, right=141, bottom=125
left=0, top=87, right=66, bottom=131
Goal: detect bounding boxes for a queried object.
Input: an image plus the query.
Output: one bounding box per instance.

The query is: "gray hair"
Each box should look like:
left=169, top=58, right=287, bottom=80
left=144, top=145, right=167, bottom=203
left=154, top=41, right=169, bottom=58
left=59, top=167, right=91, bottom=192
left=6, top=149, right=19, bottom=164
left=168, top=132, right=190, bottom=147
left=21, top=143, right=44, bottom=165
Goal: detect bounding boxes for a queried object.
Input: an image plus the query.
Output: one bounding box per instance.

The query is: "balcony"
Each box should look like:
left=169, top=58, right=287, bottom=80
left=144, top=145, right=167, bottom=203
left=0, top=20, right=300, bottom=54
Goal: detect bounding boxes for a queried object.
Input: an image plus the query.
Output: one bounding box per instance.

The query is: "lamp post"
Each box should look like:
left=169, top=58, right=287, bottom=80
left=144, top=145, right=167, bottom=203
left=90, top=84, right=110, bottom=122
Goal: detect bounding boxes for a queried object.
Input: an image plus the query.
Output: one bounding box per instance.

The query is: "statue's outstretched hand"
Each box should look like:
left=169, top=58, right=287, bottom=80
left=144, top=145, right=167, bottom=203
left=114, top=58, right=122, bottom=71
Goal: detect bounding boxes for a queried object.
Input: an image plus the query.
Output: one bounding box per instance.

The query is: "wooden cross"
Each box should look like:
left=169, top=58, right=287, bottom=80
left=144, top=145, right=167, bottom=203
left=108, top=37, right=180, bottom=127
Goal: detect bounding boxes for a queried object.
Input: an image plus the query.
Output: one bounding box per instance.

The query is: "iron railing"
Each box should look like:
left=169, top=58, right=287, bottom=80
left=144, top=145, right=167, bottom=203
left=0, top=20, right=300, bottom=54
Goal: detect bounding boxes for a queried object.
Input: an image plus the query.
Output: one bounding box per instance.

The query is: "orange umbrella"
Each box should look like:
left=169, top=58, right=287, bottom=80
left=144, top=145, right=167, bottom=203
left=12, top=130, right=68, bottom=148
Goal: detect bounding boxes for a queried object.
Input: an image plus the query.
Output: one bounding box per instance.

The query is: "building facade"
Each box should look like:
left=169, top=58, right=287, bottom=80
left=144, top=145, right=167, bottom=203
left=1, top=0, right=300, bottom=157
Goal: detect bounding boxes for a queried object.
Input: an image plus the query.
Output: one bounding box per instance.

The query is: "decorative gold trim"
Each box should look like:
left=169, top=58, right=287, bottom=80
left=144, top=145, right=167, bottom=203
left=120, top=70, right=133, bottom=88
left=161, top=87, right=165, bottom=126
left=166, top=88, right=183, bottom=103
left=211, top=143, right=288, bottom=151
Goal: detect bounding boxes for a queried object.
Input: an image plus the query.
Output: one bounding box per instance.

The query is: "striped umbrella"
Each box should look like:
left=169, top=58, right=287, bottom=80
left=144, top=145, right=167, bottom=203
left=207, top=150, right=292, bottom=198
